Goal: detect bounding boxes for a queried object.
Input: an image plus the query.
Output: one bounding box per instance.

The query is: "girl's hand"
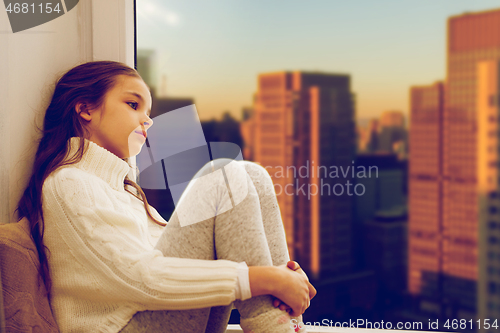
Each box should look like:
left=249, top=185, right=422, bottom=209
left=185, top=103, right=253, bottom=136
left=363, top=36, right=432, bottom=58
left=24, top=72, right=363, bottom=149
left=272, top=265, right=309, bottom=316
left=272, top=296, right=292, bottom=313
left=272, top=261, right=316, bottom=313
left=248, top=262, right=317, bottom=317
left=286, top=261, right=317, bottom=301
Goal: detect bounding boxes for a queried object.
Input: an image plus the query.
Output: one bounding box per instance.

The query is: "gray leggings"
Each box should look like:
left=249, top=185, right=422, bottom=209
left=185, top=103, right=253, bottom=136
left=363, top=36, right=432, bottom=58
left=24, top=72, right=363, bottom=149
left=119, top=159, right=290, bottom=333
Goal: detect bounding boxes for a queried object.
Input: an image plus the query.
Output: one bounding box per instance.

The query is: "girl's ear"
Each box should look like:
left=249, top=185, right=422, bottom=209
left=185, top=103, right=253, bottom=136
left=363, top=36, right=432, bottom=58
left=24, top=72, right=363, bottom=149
left=76, top=102, right=92, bottom=122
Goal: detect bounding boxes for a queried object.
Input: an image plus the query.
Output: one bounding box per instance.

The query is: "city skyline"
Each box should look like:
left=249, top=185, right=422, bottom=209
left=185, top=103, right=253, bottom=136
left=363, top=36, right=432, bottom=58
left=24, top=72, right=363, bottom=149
left=134, top=5, right=500, bottom=328
left=137, top=0, right=500, bottom=121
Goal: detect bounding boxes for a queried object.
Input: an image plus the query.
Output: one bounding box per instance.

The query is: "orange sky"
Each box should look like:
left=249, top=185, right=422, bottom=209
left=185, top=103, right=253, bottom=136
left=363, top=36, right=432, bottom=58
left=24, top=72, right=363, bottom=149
left=137, top=1, right=499, bottom=121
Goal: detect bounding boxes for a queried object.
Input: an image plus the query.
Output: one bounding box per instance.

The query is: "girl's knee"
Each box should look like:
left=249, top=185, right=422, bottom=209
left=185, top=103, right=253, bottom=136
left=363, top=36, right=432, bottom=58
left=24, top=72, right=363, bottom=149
left=194, top=159, right=252, bottom=204
left=240, top=161, right=273, bottom=184
left=194, top=158, right=235, bottom=180
left=239, top=161, right=276, bottom=196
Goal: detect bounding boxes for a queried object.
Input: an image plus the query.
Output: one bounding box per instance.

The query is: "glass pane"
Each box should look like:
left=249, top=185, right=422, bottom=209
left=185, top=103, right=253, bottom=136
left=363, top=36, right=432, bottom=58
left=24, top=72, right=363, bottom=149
left=136, top=1, right=500, bottom=331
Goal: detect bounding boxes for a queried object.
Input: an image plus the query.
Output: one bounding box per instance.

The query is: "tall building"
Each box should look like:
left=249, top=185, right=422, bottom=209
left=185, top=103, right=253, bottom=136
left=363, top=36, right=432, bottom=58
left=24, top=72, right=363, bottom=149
left=380, top=110, right=406, bottom=128
left=354, top=153, right=407, bottom=270
left=358, top=112, right=407, bottom=158
left=444, top=9, right=500, bottom=320
left=240, top=107, right=256, bottom=160
left=137, top=49, right=158, bottom=94
left=357, top=118, right=379, bottom=153
left=378, top=111, right=407, bottom=155
left=355, top=154, right=406, bottom=225
left=408, top=8, right=500, bottom=324
left=408, top=82, right=444, bottom=310
left=365, top=209, right=408, bottom=294
left=251, top=72, right=356, bottom=278
left=477, top=60, right=500, bottom=329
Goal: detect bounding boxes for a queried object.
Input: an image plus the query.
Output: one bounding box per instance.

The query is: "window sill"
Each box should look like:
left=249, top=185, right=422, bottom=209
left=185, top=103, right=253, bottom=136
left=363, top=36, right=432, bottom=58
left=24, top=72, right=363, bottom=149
left=226, top=324, right=431, bottom=332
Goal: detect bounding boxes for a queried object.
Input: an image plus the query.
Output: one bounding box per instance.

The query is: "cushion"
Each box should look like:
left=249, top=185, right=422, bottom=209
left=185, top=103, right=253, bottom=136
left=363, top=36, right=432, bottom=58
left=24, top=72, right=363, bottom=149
left=0, top=218, right=59, bottom=333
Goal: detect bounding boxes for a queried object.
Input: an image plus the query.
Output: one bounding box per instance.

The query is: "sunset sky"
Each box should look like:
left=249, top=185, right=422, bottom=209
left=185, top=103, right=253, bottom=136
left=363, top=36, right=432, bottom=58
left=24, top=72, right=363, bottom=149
left=137, top=0, right=500, bottom=121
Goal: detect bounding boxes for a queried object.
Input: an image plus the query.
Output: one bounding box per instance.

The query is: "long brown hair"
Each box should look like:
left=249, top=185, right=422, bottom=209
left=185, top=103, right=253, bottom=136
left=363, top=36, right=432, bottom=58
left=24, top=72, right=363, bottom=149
left=16, top=61, right=166, bottom=296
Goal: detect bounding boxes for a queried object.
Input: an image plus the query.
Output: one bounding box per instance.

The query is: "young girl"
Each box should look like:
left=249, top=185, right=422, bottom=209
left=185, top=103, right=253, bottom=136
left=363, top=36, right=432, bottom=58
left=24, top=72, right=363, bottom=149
left=16, top=61, right=315, bottom=333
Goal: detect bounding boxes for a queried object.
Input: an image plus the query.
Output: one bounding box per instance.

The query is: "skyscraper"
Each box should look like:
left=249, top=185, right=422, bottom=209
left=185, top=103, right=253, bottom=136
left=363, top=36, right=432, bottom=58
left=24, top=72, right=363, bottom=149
left=379, top=110, right=405, bottom=128
left=240, top=107, right=256, bottom=161
left=137, top=49, right=158, bottom=94
left=408, top=82, right=444, bottom=301
left=378, top=110, right=407, bottom=155
left=251, top=72, right=356, bottom=278
left=444, top=9, right=500, bottom=319
left=477, top=59, right=500, bottom=329
left=408, top=8, right=500, bottom=323
left=361, top=118, right=380, bottom=153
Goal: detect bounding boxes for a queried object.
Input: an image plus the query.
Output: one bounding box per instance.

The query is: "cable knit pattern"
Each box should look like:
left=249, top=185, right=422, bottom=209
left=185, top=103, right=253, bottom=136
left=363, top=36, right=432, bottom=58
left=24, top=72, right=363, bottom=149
left=42, top=137, right=241, bottom=333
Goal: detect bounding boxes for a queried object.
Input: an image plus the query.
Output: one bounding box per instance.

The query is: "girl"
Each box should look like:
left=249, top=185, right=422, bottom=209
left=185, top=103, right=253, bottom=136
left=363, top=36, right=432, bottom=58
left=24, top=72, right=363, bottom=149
left=16, top=61, right=315, bottom=333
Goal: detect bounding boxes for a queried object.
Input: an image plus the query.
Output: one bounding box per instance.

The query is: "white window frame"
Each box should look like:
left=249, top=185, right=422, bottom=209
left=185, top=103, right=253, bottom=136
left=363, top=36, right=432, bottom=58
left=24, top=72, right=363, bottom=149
left=79, top=0, right=137, bottom=179
left=80, top=0, right=135, bottom=65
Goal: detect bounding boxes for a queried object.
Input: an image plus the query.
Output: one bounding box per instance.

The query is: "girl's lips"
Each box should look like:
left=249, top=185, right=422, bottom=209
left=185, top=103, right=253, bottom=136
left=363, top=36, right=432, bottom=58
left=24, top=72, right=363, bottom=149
left=134, top=130, right=146, bottom=139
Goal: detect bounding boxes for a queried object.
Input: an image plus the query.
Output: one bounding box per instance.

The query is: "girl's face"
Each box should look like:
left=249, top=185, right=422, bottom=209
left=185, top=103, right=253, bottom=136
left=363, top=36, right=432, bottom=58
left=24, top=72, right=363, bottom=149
left=80, top=75, right=153, bottom=159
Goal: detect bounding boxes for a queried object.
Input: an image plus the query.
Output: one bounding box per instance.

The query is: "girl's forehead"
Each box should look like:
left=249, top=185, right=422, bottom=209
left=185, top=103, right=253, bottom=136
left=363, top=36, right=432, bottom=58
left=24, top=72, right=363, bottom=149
left=111, top=76, right=152, bottom=103
left=114, top=75, right=147, bottom=91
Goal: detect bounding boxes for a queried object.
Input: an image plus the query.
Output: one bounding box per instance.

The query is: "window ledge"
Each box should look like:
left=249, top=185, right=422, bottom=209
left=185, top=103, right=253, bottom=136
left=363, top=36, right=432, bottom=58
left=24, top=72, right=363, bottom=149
left=226, top=324, right=433, bottom=332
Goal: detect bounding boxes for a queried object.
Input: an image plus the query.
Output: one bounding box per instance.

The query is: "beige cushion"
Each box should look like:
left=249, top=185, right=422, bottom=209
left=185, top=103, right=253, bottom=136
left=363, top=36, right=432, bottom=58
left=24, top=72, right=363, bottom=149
left=0, top=218, right=59, bottom=332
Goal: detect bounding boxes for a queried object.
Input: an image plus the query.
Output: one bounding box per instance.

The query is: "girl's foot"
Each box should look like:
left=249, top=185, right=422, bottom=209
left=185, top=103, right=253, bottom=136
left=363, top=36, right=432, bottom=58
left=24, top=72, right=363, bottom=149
left=240, top=307, right=308, bottom=333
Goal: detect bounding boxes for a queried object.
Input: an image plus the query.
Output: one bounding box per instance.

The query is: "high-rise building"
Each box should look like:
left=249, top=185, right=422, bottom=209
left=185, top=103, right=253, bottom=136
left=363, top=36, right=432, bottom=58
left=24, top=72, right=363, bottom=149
left=355, top=154, right=406, bottom=226
left=240, top=107, right=255, bottom=161
left=408, top=8, right=500, bottom=323
left=477, top=60, right=500, bottom=329
left=137, top=49, right=158, bottom=94
left=408, top=82, right=444, bottom=305
left=444, top=9, right=500, bottom=319
left=380, top=110, right=406, bottom=128
left=378, top=111, right=407, bottom=155
left=250, top=72, right=356, bottom=278
left=354, top=153, right=407, bottom=270
left=357, top=118, right=378, bottom=153
left=365, top=209, right=408, bottom=294
left=358, top=112, right=407, bottom=157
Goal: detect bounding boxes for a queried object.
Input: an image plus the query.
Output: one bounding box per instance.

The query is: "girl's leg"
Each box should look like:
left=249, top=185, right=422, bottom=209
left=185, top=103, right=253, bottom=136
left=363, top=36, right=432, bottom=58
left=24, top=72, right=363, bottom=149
left=204, top=160, right=291, bottom=333
left=238, top=160, right=290, bottom=266
left=223, top=161, right=305, bottom=333
left=120, top=159, right=299, bottom=333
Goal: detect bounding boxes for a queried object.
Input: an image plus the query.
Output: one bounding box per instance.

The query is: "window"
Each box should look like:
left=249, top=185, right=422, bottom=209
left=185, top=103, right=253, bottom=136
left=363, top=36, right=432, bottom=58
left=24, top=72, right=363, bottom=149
left=135, top=1, right=500, bottom=329
left=490, top=95, right=497, bottom=107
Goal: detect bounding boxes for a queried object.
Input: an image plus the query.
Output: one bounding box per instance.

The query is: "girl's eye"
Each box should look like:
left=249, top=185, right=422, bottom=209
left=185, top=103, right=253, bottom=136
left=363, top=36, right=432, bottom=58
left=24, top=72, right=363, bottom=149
left=127, top=102, right=138, bottom=110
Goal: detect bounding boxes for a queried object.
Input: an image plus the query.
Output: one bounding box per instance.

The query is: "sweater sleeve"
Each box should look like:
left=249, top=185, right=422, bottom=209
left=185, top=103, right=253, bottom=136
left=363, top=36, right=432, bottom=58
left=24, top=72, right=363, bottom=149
left=42, top=167, right=241, bottom=311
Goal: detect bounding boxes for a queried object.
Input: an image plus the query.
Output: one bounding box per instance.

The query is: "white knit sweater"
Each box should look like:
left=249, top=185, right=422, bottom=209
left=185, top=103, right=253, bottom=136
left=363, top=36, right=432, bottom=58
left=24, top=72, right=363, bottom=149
left=41, top=137, right=246, bottom=333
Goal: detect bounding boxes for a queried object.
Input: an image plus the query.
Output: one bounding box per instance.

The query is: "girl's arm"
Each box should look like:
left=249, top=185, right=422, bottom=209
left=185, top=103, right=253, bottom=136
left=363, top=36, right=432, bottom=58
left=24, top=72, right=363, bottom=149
left=43, top=168, right=247, bottom=310
left=44, top=166, right=315, bottom=317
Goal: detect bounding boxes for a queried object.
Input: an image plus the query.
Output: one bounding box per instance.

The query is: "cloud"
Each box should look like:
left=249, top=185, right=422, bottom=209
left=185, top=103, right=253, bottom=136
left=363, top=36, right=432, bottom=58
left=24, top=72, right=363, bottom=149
left=137, top=0, right=180, bottom=27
